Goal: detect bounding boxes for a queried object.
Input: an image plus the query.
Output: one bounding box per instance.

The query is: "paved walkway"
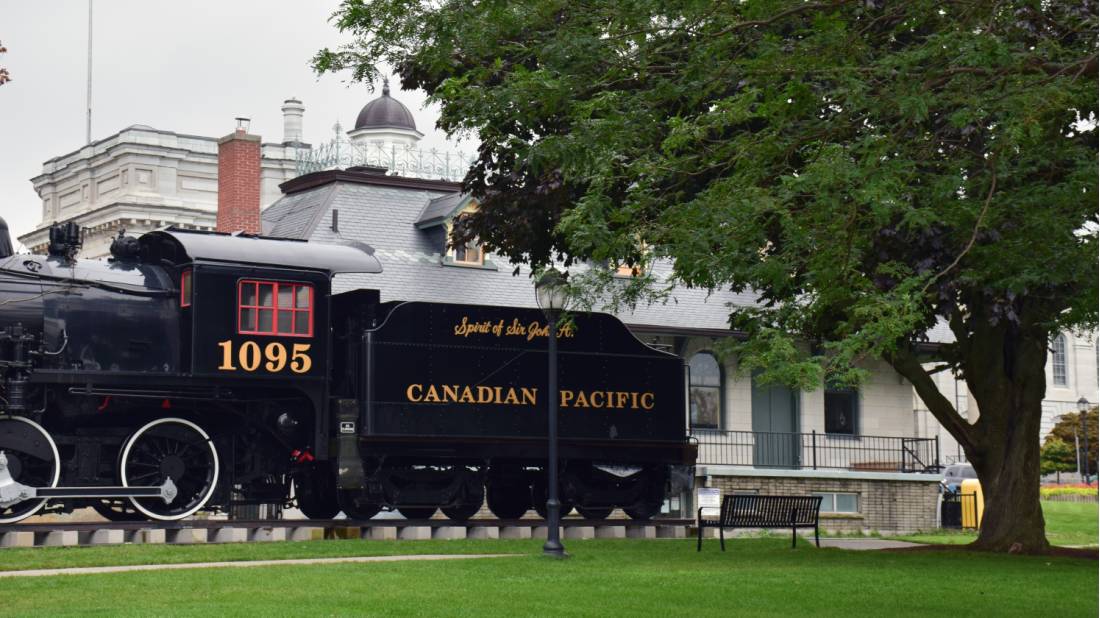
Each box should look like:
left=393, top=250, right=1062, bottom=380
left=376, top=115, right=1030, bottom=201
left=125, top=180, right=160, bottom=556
left=0, top=553, right=519, bottom=578
left=818, top=538, right=922, bottom=550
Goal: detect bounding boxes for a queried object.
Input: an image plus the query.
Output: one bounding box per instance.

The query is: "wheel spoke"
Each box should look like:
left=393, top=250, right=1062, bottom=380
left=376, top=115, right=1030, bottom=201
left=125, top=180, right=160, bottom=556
left=123, top=419, right=217, bottom=519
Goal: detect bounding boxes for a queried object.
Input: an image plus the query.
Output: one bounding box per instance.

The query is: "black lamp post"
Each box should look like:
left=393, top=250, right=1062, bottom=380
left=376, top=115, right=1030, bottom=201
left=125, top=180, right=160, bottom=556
left=1077, top=397, right=1091, bottom=484
left=536, top=268, right=569, bottom=558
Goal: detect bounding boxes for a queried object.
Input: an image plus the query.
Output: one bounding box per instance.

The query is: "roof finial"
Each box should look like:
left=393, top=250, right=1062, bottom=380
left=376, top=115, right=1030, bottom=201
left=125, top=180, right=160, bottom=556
left=382, top=77, right=390, bottom=97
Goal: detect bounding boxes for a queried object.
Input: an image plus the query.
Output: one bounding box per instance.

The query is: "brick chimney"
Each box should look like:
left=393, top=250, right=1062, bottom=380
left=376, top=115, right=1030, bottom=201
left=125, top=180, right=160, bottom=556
left=216, top=118, right=262, bottom=234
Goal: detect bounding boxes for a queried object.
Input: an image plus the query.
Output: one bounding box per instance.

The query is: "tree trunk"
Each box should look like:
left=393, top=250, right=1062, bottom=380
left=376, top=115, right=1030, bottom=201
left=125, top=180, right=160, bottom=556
left=963, top=321, right=1052, bottom=553
left=889, top=314, right=1052, bottom=553
left=968, top=396, right=1049, bottom=553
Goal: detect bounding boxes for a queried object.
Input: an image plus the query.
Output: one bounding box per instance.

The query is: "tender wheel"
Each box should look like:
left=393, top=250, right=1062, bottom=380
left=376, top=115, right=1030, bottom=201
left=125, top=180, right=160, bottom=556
left=295, top=463, right=341, bottom=520
left=442, top=480, right=485, bottom=522
left=623, top=499, right=663, bottom=520
left=398, top=506, right=437, bottom=519
left=442, top=501, right=482, bottom=521
left=338, top=490, right=381, bottom=520
left=575, top=506, right=613, bottom=520
left=121, top=417, right=219, bottom=521
left=486, top=482, right=529, bottom=519
left=0, top=416, right=60, bottom=524
left=532, top=480, right=574, bottom=519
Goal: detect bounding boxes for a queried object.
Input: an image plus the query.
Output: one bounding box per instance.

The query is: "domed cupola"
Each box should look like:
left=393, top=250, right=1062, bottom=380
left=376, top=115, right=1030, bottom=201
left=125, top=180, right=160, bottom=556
left=347, top=79, right=424, bottom=149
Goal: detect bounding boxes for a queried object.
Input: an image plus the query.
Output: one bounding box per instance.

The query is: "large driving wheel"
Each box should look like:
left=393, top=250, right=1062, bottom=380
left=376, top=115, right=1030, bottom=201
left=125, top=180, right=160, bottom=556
left=121, top=417, right=219, bottom=521
left=486, top=481, right=529, bottom=519
left=0, top=416, right=60, bottom=523
left=91, top=499, right=145, bottom=522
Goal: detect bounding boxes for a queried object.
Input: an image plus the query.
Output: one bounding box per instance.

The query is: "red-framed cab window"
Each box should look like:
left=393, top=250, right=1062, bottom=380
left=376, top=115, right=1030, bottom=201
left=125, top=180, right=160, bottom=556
left=180, top=269, right=193, bottom=307
left=237, top=280, right=313, bottom=337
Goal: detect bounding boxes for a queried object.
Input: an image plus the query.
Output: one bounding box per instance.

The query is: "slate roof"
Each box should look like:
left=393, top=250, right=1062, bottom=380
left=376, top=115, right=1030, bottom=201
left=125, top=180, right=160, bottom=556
left=262, top=170, right=760, bottom=332
left=262, top=183, right=337, bottom=238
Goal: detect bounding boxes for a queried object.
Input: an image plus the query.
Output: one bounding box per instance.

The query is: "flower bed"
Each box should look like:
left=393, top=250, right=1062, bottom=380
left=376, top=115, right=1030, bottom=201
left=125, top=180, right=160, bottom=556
left=1040, top=484, right=1098, bottom=500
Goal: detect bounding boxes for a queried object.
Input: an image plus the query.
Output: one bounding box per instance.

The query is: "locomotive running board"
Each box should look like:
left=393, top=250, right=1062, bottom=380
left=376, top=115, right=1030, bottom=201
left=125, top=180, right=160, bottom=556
left=0, top=451, right=177, bottom=508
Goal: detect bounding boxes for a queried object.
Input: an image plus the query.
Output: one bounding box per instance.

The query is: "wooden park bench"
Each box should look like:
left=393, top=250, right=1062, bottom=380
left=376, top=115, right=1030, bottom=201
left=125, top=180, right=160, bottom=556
left=697, top=494, right=823, bottom=551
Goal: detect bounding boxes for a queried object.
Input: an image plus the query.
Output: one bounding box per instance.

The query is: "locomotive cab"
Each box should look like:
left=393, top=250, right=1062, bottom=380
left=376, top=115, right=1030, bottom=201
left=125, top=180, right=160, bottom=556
left=138, top=229, right=381, bottom=382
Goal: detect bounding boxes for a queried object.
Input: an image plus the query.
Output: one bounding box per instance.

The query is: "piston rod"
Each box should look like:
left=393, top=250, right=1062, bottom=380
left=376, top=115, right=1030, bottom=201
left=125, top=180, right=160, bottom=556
left=0, top=451, right=177, bottom=508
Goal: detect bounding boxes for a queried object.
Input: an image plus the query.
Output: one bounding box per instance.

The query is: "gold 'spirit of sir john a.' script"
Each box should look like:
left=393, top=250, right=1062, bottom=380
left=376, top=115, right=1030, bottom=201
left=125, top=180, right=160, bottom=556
left=404, top=384, right=655, bottom=410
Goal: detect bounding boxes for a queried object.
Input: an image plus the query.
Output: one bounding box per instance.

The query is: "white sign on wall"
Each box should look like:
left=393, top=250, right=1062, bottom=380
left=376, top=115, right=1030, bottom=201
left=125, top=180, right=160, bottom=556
left=697, top=487, right=721, bottom=517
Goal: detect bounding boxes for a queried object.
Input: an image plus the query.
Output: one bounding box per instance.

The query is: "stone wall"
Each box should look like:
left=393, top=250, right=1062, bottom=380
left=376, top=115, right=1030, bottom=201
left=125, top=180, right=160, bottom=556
left=703, top=473, right=939, bottom=534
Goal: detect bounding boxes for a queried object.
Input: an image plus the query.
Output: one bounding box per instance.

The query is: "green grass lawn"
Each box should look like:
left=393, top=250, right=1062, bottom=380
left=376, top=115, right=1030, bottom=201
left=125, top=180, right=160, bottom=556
left=0, top=538, right=1096, bottom=617
left=896, top=500, right=1098, bottom=547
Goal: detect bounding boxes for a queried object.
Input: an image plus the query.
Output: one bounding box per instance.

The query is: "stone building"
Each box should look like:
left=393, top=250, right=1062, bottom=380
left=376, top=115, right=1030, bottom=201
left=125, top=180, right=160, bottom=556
left=17, top=113, right=305, bottom=258
left=17, top=85, right=470, bottom=258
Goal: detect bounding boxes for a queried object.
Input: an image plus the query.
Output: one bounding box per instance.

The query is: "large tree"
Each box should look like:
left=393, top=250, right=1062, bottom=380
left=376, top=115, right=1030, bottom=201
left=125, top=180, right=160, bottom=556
left=316, top=0, right=1099, bottom=552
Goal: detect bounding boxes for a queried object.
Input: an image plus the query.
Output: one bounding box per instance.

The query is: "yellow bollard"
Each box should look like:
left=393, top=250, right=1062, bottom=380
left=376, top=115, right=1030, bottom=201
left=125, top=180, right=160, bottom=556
left=960, top=479, right=984, bottom=529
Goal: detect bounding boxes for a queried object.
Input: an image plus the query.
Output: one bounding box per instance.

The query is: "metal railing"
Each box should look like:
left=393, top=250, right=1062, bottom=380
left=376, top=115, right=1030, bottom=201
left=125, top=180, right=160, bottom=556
left=692, top=429, right=940, bottom=473
left=295, top=136, right=475, bottom=182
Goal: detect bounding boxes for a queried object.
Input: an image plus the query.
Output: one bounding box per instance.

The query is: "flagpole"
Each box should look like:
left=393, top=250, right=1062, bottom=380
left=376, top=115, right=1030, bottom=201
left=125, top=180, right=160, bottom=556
left=86, top=0, right=93, bottom=144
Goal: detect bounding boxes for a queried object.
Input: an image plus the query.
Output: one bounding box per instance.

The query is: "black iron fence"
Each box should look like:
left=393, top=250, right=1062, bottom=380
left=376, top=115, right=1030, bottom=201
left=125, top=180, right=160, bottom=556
left=691, top=429, right=941, bottom=473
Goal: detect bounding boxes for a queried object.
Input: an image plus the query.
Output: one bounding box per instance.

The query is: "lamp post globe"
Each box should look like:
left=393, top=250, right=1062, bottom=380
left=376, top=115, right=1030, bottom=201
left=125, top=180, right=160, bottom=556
left=535, top=268, right=568, bottom=558
left=536, top=268, right=568, bottom=313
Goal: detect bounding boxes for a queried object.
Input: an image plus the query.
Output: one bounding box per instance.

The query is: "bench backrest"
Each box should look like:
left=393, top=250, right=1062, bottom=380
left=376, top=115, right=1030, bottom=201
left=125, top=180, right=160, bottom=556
left=719, top=494, right=822, bottom=527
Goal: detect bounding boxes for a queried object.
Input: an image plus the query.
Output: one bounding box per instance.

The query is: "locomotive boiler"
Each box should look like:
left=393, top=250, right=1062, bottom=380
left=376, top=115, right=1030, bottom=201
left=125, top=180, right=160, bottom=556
left=0, top=218, right=695, bottom=523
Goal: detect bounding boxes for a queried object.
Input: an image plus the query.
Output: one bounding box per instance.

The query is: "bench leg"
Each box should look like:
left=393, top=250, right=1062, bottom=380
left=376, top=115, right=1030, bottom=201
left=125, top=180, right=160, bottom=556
left=814, top=525, right=820, bottom=548
left=719, top=528, right=725, bottom=552
left=697, top=525, right=703, bottom=552
left=791, top=526, right=797, bottom=549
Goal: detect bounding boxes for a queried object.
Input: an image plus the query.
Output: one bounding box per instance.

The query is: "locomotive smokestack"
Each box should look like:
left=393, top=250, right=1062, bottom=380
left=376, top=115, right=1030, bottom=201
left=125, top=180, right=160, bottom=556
left=216, top=119, right=262, bottom=235
left=0, top=216, right=13, bottom=258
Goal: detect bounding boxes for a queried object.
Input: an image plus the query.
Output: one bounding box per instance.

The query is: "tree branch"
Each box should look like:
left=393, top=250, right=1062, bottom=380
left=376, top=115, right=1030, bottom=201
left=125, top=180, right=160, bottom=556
left=921, top=158, right=996, bottom=295
left=888, top=346, right=976, bottom=451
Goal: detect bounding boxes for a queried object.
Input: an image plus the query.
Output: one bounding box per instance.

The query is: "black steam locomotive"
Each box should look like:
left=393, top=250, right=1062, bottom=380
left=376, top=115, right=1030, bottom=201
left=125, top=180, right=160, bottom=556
left=0, top=218, right=694, bottom=523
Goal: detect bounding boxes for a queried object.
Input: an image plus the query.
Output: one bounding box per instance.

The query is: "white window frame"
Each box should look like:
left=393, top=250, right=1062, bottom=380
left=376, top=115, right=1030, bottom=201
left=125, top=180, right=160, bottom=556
left=812, top=492, right=859, bottom=514
left=1051, top=334, right=1068, bottom=387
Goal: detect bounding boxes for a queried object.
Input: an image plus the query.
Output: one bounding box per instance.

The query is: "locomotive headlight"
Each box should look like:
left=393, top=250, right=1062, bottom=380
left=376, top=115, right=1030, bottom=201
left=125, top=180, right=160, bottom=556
left=275, top=412, right=300, bottom=436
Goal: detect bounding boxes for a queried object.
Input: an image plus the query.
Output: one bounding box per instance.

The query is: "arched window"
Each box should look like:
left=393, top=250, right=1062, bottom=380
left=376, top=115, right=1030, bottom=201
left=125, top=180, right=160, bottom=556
left=689, top=352, right=722, bottom=429
left=1052, top=334, right=1067, bottom=386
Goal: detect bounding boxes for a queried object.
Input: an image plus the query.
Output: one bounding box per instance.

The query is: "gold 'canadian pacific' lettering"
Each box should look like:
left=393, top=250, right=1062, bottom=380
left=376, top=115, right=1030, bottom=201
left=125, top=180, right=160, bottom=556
left=405, top=384, right=654, bottom=410
left=521, top=388, right=537, bottom=406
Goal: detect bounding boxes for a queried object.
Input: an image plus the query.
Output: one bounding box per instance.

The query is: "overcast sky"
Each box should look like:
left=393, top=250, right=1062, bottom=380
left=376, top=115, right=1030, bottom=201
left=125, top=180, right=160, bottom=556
left=0, top=0, right=465, bottom=239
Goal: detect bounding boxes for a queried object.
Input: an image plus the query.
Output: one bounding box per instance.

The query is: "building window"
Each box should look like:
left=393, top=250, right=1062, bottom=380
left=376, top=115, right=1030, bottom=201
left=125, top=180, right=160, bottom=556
left=180, top=269, right=192, bottom=307
left=614, top=263, right=644, bottom=277
left=813, top=492, right=859, bottom=514
left=238, top=280, right=313, bottom=337
left=824, top=384, right=858, bottom=436
left=450, top=214, right=484, bottom=266
left=689, top=352, right=722, bottom=429
left=1052, top=333, right=1067, bottom=386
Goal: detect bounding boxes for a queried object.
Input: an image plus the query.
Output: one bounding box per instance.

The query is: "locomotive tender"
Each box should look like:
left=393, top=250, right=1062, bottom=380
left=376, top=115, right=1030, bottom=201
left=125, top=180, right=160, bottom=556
left=0, top=218, right=695, bottom=523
